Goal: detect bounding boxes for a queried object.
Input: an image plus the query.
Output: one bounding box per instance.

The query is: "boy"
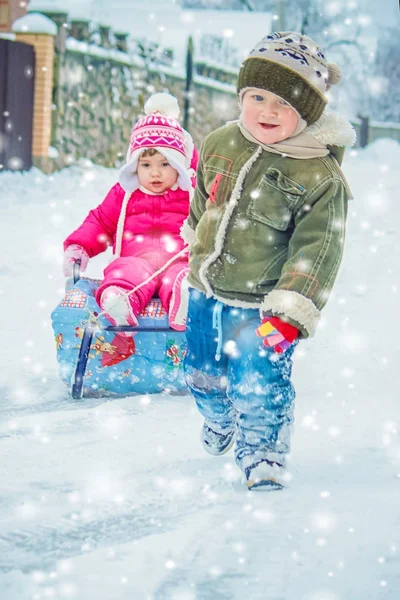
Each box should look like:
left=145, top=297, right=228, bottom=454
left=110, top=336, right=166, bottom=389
left=181, top=32, right=356, bottom=490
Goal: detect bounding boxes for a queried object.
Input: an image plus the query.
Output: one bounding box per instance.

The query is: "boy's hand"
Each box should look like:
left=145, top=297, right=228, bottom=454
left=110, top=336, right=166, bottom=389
left=256, top=316, right=299, bottom=354
left=63, top=244, right=89, bottom=277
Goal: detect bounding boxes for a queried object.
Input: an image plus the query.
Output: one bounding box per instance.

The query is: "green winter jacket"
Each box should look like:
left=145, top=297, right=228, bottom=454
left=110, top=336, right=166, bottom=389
left=181, top=119, right=354, bottom=337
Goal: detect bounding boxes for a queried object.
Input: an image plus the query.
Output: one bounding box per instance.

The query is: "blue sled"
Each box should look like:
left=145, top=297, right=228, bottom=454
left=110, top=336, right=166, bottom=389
left=51, top=274, right=187, bottom=399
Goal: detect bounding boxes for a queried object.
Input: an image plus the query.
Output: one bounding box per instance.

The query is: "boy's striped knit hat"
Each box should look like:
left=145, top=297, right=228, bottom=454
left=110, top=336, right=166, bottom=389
left=238, top=31, right=342, bottom=124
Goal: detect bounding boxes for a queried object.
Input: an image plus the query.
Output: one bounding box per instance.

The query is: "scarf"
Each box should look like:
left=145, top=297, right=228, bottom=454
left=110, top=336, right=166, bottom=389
left=238, top=120, right=330, bottom=160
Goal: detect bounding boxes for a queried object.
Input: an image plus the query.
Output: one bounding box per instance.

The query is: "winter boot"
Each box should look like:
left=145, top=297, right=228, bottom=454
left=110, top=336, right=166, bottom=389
left=169, top=267, right=190, bottom=331
left=100, top=286, right=139, bottom=327
left=201, top=421, right=235, bottom=456
left=245, top=459, right=285, bottom=491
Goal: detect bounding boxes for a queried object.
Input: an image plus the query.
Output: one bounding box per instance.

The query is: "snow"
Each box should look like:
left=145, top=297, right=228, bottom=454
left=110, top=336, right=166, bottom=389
left=0, top=139, right=400, bottom=598
left=0, top=32, right=16, bottom=40
left=12, top=12, right=58, bottom=36
left=193, top=73, right=236, bottom=94
left=65, top=37, right=142, bottom=67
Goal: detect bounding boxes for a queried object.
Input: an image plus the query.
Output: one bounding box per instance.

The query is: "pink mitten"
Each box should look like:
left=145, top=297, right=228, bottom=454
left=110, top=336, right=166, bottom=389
left=63, top=244, right=89, bottom=277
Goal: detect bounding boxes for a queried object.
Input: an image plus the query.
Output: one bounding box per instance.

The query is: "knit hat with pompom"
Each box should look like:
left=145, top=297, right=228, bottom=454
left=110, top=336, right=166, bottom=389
left=119, top=92, right=195, bottom=193
left=238, top=31, right=342, bottom=124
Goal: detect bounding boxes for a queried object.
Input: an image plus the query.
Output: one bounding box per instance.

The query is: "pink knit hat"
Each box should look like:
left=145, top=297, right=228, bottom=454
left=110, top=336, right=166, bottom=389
left=119, top=93, right=195, bottom=193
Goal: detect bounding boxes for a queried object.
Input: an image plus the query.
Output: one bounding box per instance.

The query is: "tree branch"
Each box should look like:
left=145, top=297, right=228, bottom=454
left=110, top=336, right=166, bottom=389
left=238, top=0, right=254, bottom=11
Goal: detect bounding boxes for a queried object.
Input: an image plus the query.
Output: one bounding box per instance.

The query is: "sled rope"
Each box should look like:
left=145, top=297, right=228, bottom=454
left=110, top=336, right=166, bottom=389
left=114, top=191, right=131, bottom=259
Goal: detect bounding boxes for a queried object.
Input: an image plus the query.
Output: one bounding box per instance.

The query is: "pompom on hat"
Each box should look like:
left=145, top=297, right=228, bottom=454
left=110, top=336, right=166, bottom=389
left=238, top=31, right=342, bottom=124
left=119, top=92, right=195, bottom=193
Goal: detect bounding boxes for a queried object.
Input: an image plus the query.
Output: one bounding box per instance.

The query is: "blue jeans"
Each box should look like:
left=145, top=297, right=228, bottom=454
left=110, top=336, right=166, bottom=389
left=184, top=289, right=297, bottom=472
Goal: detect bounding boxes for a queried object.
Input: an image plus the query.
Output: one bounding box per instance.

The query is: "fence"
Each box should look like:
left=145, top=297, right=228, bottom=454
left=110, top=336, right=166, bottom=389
left=352, top=117, right=400, bottom=147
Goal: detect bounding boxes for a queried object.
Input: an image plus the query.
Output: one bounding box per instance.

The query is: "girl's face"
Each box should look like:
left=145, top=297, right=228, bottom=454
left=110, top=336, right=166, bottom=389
left=241, top=89, right=299, bottom=144
left=137, top=151, right=178, bottom=193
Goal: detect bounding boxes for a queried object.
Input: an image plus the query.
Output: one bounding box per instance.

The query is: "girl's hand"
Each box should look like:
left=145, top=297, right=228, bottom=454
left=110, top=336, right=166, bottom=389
left=63, top=244, right=89, bottom=277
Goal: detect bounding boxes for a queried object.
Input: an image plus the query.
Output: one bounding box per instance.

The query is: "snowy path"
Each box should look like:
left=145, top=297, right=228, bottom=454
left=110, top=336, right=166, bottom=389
left=0, top=142, right=399, bottom=599
left=1, top=384, right=399, bottom=600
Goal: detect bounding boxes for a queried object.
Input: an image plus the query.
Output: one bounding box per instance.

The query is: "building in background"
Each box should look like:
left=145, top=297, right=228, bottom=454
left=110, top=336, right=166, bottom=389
left=0, top=0, right=27, bottom=32
left=1, top=0, right=397, bottom=172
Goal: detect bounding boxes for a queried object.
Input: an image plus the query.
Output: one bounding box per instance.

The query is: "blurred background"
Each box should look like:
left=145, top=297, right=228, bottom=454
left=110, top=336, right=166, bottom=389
left=0, top=0, right=399, bottom=172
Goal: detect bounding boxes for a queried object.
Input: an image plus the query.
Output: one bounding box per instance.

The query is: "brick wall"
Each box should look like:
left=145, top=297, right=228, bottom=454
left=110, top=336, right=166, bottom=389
left=0, top=0, right=10, bottom=32
left=15, top=32, right=54, bottom=158
left=0, top=0, right=26, bottom=32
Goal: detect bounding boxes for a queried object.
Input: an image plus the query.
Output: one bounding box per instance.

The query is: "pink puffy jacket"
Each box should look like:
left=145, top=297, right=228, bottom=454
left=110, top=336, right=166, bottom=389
left=64, top=143, right=198, bottom=268
left=64, top=183, right=191, bottom=267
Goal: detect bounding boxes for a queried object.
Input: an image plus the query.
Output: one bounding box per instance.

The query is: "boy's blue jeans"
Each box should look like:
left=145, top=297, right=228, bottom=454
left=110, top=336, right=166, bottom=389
left=184, top=289, right=297, bottom=472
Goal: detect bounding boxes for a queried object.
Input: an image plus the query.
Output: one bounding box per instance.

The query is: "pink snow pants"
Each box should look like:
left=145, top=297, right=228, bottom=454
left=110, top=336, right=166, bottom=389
left=95, top=255, right=188, bottom=317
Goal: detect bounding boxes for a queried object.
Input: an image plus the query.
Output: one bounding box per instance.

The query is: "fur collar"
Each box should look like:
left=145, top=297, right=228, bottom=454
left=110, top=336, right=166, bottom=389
left=307, top=111, right=357, bottom=147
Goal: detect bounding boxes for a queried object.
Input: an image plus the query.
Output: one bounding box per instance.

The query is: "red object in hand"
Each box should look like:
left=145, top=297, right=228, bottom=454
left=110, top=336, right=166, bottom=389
left=256, top=316, right=299, bottom=353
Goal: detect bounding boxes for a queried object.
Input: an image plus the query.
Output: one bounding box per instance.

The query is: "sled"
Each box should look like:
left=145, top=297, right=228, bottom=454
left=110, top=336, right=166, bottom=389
left=51, top=266, right=187, bottom=399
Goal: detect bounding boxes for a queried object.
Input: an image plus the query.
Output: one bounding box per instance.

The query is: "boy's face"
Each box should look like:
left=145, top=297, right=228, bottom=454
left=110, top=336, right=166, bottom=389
left=137, top=151, right=178, bottom=194
left=241, top=89, right=299, bottom=144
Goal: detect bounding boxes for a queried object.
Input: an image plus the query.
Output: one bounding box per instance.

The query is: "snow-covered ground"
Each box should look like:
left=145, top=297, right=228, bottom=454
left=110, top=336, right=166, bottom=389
left=0, top=139, right=399, bottom=599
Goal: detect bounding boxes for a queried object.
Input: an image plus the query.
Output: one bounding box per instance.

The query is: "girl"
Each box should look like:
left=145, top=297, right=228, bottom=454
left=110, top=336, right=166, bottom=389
left=63, top=93, right=198, bottom=331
